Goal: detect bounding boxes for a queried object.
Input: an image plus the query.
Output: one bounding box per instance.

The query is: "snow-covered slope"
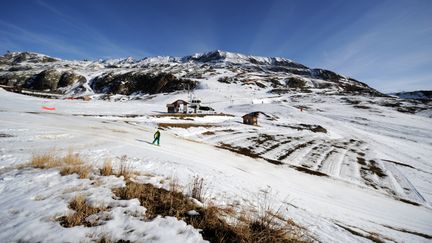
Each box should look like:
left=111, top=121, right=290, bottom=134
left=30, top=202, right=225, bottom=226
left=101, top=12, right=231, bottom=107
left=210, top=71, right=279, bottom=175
left=390, top=90, right=432, bottom=101
left=1, top=50, right=431, bottom=242
left=1, top=72, right=431, bottom=242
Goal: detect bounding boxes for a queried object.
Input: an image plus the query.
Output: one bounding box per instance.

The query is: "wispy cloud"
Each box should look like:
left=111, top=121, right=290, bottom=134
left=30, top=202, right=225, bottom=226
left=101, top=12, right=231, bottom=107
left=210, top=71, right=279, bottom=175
left=1, top=0, right=150, bottom=59
left=0, top=20, right=89, bottom=57
left=306, top=1, right=432, bottom=92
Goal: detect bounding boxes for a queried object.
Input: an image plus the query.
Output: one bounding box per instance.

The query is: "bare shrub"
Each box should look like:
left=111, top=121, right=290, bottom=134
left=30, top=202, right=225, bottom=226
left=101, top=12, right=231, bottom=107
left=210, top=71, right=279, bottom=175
left=116, top=155, right=133, bottom=179
left=188, top=176, right=206, bottom=202
left=169, top=176, right=181, bottom=193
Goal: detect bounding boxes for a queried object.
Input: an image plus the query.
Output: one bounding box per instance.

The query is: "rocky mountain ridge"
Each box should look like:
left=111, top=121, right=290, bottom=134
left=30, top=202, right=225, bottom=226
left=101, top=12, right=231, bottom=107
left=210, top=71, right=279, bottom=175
left=0, top=50, right=381, bottom=97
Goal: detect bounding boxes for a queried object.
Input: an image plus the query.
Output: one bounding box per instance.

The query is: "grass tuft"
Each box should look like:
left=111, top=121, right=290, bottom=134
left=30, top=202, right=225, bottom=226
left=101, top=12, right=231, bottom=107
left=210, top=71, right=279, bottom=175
left=31, top=150, right=92, bottom=179
left=59, top=194, right=104, bottom=227
left=100, top=159, right=113, bottom=176
left=30, top=151, right=61, bottom=169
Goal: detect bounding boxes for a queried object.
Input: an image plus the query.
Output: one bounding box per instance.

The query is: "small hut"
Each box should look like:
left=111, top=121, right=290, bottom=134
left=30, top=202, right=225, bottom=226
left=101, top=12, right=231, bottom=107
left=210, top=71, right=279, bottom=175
left=242, top=112, right=259, bottom=125
left=166, top=100, right=189, bottom=113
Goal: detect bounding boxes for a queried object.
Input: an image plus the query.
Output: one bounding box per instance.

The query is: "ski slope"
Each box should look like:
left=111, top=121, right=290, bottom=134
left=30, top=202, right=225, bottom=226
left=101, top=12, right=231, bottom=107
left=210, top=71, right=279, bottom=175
left=1, top=88, right=432, bottom=242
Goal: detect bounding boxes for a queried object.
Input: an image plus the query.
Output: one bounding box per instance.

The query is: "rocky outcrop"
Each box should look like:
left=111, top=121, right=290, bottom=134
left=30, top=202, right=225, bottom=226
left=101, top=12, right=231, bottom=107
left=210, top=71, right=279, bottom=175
left=91, top=72, right=197, bottom=95
left=58, top=72, right=86, bottom=88
left=24, top=69, right=61, bottom=91
left=312, top=69, right=345, bottom=82
left=285, top=77, right=306, bottom=89
left=22, top=70, right=86, bottom=92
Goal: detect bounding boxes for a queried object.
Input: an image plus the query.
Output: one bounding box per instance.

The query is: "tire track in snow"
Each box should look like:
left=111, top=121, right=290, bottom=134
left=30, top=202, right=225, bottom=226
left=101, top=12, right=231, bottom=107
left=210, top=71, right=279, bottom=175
left=384, top=162, right=426, bottom=204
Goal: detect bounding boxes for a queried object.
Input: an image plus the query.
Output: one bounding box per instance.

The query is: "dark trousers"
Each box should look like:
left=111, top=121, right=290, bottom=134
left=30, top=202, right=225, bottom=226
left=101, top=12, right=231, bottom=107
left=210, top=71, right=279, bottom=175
left=152, top=137, right=160, bottom=145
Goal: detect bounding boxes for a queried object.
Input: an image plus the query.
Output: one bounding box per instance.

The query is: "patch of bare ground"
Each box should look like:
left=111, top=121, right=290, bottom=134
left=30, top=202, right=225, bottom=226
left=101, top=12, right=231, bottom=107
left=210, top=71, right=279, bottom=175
left=367, top=160, right=386, bottom=177
left=202, top=131, right=216, bottom=136
left=276, top=124, right=327, bottom=133
left=353, top=105, right=371, bottom=109
left=381, top=224, right=432, bottom=239
left=0, top=133, right=14, bottom=138
left=382, top=159, right=414, bottom=169
left=73, top=113, right=146, bottom=118
left=218, top=142, right=261, bottom=159
left=153, top=113, right=234, bottom=118
left=293, top=166, right=328, bottom=177
left=248, top=134, right=275, bottom=145
left=335, top=223, right=385, bottom=243
left=277, top=141, right=315, bottom=161
left=398, top=198, right=420, bottom=206
left=158, top=123, right=218, bottom=129
left=217, top=142, right=285, bottom=166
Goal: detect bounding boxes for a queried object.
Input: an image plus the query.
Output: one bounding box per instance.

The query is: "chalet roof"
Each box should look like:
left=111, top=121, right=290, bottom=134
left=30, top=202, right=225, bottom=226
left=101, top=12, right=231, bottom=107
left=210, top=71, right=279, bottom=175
left=168, top=99, right=189, bottom=105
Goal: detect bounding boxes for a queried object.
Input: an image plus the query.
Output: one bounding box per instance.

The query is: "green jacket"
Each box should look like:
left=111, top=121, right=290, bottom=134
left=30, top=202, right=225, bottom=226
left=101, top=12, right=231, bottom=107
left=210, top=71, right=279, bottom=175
left=154, top=130, right=160, bottom=139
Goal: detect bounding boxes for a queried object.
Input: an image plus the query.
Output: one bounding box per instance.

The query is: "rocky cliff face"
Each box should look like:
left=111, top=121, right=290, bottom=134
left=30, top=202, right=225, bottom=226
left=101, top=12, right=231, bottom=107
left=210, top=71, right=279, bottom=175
left=91, top=72, right=197, bottom=95
left=0, top=50, right=383, bottom=97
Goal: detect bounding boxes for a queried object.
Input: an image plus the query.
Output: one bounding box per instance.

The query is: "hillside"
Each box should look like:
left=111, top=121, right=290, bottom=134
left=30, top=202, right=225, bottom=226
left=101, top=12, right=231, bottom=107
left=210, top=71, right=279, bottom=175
left=0, top=51, right=431, bottom=242
left=390, top=90, right=432, bottom=101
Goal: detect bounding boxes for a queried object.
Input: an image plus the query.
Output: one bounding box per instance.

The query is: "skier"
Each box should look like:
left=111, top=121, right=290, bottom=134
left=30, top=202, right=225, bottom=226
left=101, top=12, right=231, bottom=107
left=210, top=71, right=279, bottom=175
left=152, top=129, right=161, bottom=146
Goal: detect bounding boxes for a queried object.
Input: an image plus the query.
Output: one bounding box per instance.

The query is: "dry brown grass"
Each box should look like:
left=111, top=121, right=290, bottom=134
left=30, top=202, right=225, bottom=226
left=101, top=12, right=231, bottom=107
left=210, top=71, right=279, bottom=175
left=59, top=194, right=105, bottom=227
left=113, top=179, right=309, bottom=243
left=31, top=150, right=92, bottom=179
left=202, top=131, right=216, bottom=136
left=60, top=164, right=92, bottom=179
left=100, top=159, right=113, bottom=176
left=30, top=151, right=62, bottom=169
left=59, top=151, right=91, bottom=179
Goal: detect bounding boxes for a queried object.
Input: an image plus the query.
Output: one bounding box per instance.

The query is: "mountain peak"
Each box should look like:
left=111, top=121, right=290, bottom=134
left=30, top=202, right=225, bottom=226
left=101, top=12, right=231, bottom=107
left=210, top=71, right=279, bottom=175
left=0, top=51, right=58, bottom=64
left=183, top=50, right=305, bottom=68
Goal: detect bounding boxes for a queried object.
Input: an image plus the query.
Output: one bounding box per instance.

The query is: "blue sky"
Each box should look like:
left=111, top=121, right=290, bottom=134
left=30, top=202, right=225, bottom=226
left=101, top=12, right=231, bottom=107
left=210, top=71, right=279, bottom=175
left=1, top=0, right=431, bottom=92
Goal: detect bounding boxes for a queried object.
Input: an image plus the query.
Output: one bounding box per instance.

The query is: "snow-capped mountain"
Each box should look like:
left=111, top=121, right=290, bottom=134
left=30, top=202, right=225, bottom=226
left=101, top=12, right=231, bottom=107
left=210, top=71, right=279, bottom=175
left=0, top=50, right=381, bottom=97
left=390, top=90, right=432, bottom=101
